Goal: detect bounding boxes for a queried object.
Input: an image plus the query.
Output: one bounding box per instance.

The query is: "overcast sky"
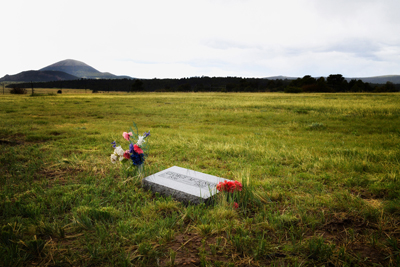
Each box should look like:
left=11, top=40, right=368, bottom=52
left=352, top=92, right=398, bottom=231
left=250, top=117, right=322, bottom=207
left=1, top=0, right=399, bottom=79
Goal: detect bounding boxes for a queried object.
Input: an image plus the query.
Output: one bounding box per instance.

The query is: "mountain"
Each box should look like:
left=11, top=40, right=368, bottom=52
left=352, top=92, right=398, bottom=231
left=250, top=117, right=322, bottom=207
left=0, top=70, right=78, bottom=82
left=0, top=59, right=133, bottom=82
left=346, top=75, right=400, bottom=84
left=39, top=59, right=129, bottom=79
left=265, top=76, right=298, bottom=80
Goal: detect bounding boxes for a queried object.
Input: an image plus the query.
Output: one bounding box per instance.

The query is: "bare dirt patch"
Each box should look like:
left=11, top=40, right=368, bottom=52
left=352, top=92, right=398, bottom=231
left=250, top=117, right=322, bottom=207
left=160, top=232, right=234, bottom=266
left=0, top=138, right=24, bottom=146
left=315, top=213, right=391, bottom=266
left=349, top=243, right=387, bottom=265
left=35, top=166, right=84, bottom=187
left=350, top=187, right=387, bottom=199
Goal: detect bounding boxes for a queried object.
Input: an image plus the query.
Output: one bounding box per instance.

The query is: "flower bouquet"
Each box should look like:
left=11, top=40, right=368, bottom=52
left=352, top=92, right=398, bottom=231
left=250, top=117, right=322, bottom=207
left=216, top=180, right=242, bottom=209
left=110, top=122, right=150, bottom=176
left=216, top=180, right=242, bottom=193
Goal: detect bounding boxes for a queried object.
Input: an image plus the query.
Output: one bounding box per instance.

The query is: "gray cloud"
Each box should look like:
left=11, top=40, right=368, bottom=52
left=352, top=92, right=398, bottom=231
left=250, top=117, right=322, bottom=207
left=1, top=0, right=399, bottom=78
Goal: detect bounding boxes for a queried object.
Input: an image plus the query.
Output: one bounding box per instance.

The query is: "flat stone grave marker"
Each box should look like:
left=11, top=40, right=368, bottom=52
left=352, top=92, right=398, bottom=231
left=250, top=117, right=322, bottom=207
left=142, top=166, right=231, bottom=204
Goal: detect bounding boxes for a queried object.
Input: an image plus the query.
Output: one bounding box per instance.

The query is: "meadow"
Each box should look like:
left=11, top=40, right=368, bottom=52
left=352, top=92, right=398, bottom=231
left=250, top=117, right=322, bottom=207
left=1, top=91, right=399, bottom=266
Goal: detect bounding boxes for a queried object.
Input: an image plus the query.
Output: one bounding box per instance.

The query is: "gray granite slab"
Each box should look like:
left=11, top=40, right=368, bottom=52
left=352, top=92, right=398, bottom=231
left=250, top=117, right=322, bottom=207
left=142, top=166, right=230, bottom=204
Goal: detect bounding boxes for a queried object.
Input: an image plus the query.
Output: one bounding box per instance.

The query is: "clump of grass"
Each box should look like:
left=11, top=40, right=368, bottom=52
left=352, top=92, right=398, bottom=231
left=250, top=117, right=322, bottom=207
left=306, top=236, right=335, bottom=261
left=34, top=120, right=49, bottom=125
left=307, top=122, right=326, bottom=130
left=30, top=93, right=57, bottom=97
left=294, top=108, right=310, bottom=114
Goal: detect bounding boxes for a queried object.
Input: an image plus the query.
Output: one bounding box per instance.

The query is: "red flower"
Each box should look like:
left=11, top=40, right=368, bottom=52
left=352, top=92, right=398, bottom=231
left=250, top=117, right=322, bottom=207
left=216, top=180, right=242, bottom=193
left=123, top=150, right=130, bottom=159
left=133, top=144, right=143, bottom=154
left=234, top=202, right=239, bottom=209
left=234, top=181, right=242, bottom=191
left=217, top=181, right=223, bottom=191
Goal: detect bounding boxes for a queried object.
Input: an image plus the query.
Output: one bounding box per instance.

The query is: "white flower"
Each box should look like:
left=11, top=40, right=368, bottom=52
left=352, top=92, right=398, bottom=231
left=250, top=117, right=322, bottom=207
left=110, top=154, right=118, bottom=164
left=137, top=135, right=145, bottom=146
left=114, top=146, right=125, bottom=157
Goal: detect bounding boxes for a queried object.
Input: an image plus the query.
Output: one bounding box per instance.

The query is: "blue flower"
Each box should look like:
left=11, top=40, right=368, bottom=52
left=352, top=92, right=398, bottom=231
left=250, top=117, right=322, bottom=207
left=143, top=131, right=150, bottom=138
left=129, top=143, right=134, bottom=153
left=130, top=151, right=144, bottom=166
left=111, top=141, right=116, bottom=148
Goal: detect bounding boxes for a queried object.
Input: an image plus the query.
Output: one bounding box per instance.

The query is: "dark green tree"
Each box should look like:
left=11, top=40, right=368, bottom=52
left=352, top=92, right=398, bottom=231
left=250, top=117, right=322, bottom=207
left=327, top=74, right=345, bottom=92
left=302, top=75, right=316, bottom=85
left=131, top=80, right=144, bottom=92
left=376, top=81, right=397, bottom=92
left=350, top=80, right=365, bottom=92
left=315, top=77, right=331, bottom=92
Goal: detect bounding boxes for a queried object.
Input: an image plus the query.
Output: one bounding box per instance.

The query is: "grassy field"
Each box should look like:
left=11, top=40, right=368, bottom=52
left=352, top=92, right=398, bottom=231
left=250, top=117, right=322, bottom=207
left=1, top=92, right=400, bottom=266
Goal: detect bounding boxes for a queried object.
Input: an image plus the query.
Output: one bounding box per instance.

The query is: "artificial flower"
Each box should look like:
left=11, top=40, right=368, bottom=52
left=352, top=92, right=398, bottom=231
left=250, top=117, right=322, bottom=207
left=122, top=132, right=133, bottom=141
left=137, top=135, right=145, bottom=146
left=134, top=144, right=144, bottom=154
left=216, top=180, right=243, bottom=193
left=130, top=151, right=144, bottom=166
left=234, top=181, right=243, bottom=191
left=123, top=150, right=130, bottom=159
left=114, top=146, right=125, bottom=157
left=110, top=154, right=118, bottom=164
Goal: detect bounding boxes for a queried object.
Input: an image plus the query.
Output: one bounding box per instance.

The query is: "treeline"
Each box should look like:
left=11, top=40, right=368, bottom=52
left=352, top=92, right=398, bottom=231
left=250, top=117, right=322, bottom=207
left=9, top=74, right=400, bottom=93
left=10, top=77, right=290, bottom=92
left=286, top=74, right=399, bottom=93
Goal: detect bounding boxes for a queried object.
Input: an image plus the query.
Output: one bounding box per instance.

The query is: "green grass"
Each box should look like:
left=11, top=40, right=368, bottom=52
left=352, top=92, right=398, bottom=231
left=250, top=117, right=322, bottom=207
left=1, top=92, right=400, bottom=266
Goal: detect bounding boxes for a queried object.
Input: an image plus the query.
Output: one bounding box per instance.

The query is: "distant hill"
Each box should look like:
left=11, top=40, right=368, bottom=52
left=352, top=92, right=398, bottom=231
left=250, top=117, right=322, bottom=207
left=0, top=59, right=133, bottom=82
left=346, top=75, right=400, bottom=84
left=0, top=70, right=78, bottom=82
left=40, top=59, right=102, bottom=78
left=265, top=76, right=298, bottom=80
left=40, top=59, right=132, bottom=79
